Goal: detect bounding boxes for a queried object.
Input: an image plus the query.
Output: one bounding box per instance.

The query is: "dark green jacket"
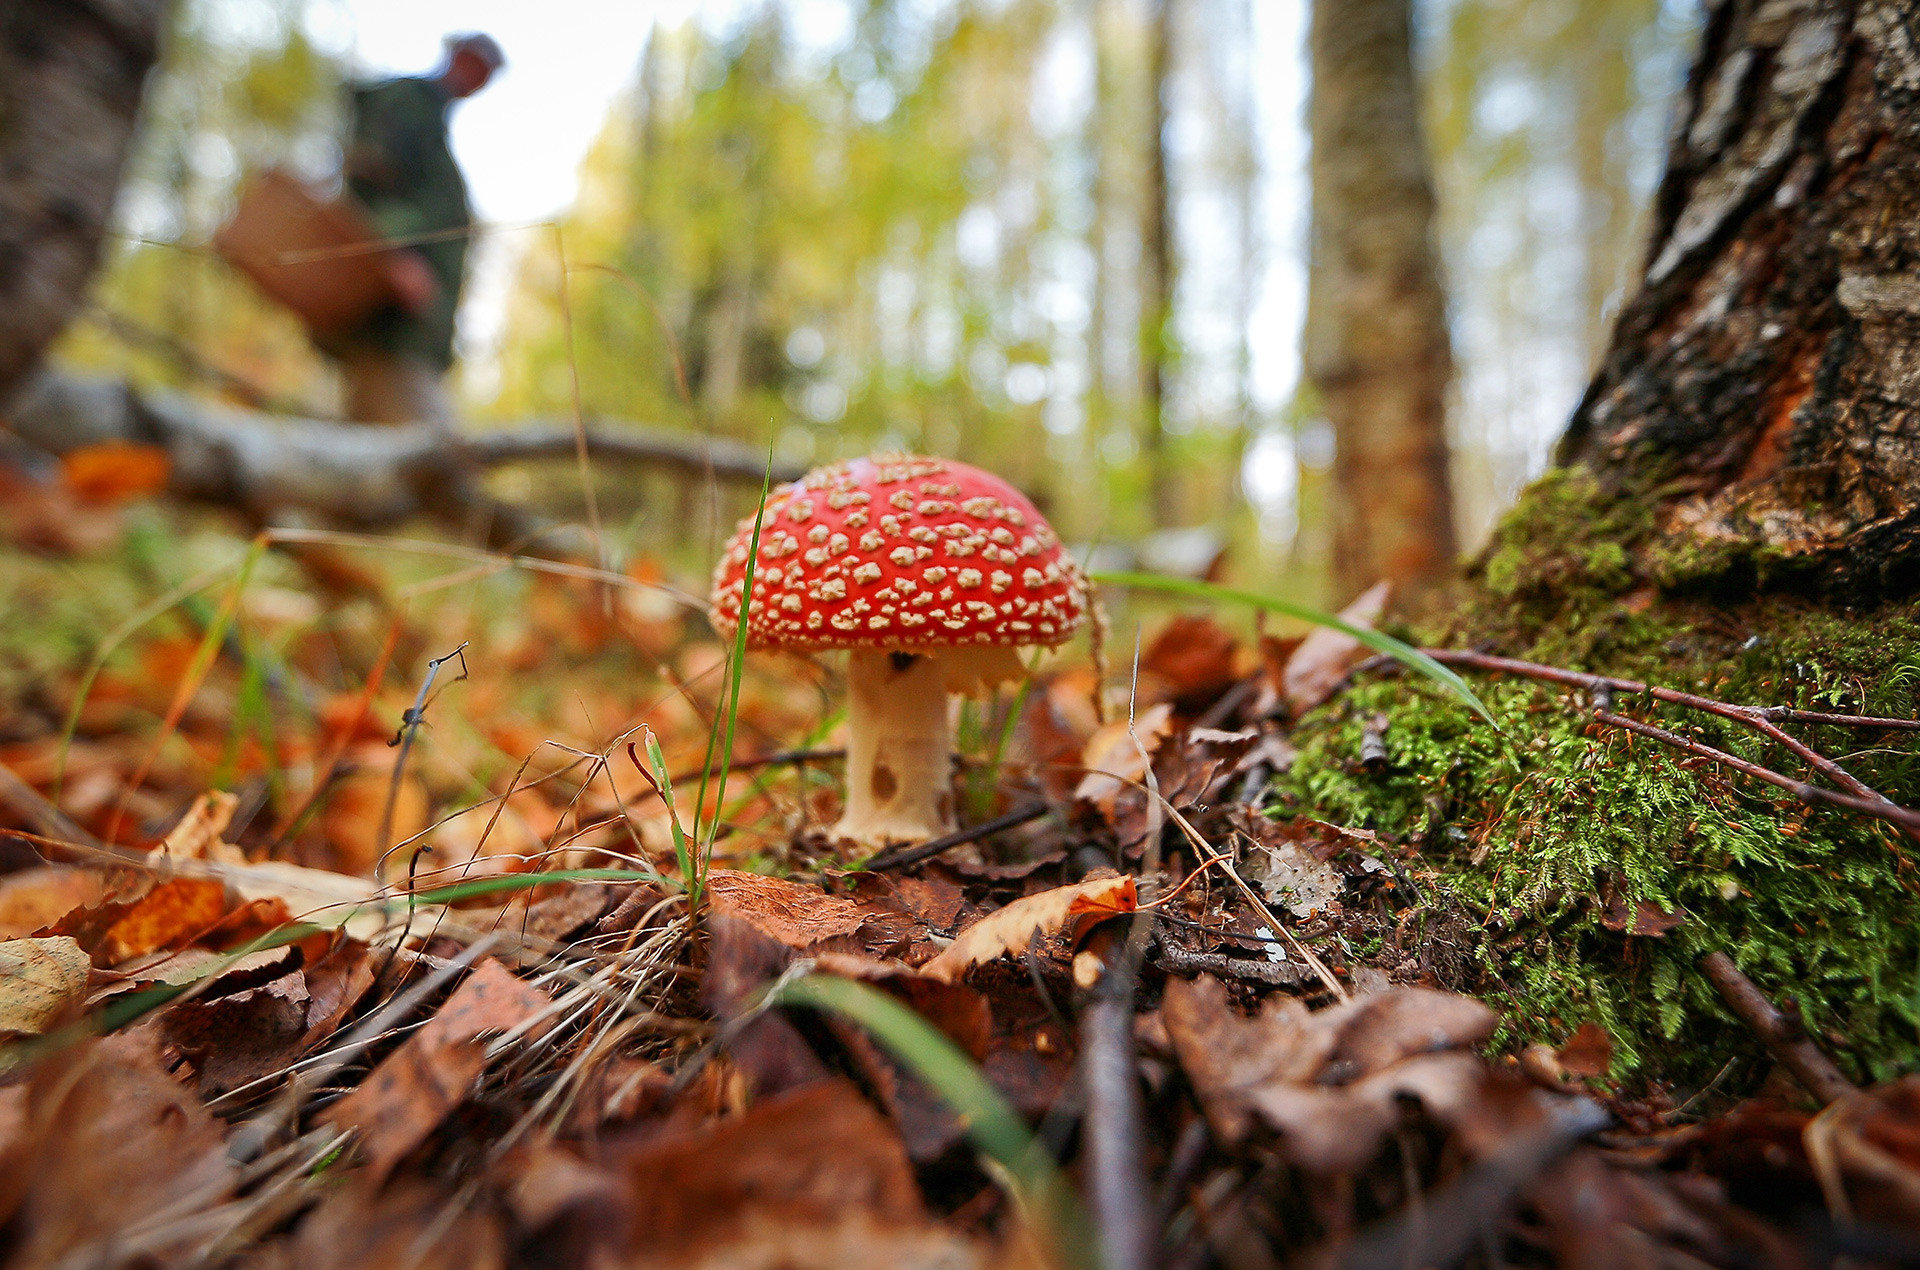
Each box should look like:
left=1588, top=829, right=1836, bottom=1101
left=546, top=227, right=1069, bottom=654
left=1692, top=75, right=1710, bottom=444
left=340, top=76, right=470, bottom=368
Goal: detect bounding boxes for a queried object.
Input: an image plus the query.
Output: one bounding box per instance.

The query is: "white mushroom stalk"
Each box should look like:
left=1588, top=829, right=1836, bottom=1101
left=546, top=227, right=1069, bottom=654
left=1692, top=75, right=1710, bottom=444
left=832, top=644, right=1026, bottom=847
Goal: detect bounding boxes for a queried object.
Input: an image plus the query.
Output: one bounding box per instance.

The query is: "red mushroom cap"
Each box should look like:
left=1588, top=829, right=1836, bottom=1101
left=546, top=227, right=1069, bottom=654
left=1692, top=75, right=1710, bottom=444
left=710, top=454, right=1089, bottom=652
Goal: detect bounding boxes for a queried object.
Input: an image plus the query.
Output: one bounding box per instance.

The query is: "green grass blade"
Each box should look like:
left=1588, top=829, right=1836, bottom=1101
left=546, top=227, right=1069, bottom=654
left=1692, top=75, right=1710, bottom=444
left=645, top=731, right=697, bottom=905
left=1089, top=569, right=1495, bottom=724
left=768, top=973, right=1087, bottom=1261
left=697, top=454, right=775, bottom=874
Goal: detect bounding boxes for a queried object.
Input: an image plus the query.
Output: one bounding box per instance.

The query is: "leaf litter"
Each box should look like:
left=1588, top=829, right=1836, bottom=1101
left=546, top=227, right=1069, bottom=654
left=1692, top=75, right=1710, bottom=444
left=0, top=495, right=1914, bottom=1270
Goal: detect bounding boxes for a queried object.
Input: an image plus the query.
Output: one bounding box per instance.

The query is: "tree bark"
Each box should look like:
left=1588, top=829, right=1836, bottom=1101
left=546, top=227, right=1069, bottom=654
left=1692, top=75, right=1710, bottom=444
left=1307, top=0, right=1458, bottom=596
left=0, top=0, right=168, bottom=404
left=1141, top=0, right=1177, bottom=530
left=1560, top=0, right=1920, bottom=597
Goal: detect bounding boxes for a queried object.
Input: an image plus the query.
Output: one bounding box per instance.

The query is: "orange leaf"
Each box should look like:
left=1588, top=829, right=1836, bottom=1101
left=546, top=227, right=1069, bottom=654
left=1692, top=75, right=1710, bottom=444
left=921, top=876, right=1136, bottom=984
left=60, top=442, right=171, bottom=505
left=98, top=877, right=231, bottom=964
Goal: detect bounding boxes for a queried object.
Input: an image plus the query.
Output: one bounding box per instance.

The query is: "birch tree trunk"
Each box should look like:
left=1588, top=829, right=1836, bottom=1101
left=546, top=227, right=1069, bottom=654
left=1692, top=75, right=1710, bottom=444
left=0, top=0, right=168, bottom=403
left=1307, top=0, right=1457, bottom=595
left=1560, top=0, right=1920, bottom=598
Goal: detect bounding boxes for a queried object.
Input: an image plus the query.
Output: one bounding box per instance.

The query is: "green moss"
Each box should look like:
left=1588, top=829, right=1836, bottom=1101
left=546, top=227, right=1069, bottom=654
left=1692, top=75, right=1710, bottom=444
left=1275, top=471, right=1920, bottom=1088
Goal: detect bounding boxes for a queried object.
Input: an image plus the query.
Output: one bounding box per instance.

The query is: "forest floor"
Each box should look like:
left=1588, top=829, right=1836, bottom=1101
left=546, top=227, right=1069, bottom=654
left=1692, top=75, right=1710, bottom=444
left=3, top=453, right=1920, bottom=1269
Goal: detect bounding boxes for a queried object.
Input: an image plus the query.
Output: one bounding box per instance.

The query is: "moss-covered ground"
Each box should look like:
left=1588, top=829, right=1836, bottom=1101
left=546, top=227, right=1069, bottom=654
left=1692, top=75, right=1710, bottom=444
left=1272, top=470, right=1920, bottom=1085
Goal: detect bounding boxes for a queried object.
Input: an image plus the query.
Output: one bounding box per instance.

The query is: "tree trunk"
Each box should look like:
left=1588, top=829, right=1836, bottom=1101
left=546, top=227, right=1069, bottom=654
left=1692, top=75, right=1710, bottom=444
left=0, top=0, right=168, bottom=404
left=1307, top=0, right=1457, bottom=596
left=1140, top=0, right=1177, bottom=531
left=1559, top=0, right=1920, bottom=597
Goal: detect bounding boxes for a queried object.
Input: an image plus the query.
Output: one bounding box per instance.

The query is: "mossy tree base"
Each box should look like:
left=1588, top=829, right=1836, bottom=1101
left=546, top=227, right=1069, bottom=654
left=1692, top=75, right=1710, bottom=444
left=1272, top=470, right=1920, bottom=1086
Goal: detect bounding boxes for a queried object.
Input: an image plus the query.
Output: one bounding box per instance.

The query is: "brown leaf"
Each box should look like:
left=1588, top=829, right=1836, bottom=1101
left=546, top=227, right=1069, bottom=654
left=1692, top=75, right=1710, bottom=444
left=922, top=876, right=1137, bottom=984
left=1163, top=974, right=1498, bottom=1171
left=1601, top=891, right=1686, bottom=936
left=95, top=876, right=232, bottom=965
left=707, top=869, right=867, bottom=948
left=618, top=1079, right=975, bottom=1269
left=320, top=959, right=552, bottom=1182
left=1556, top=1022, right=1615, bottom=1080
left=280, top=1173, right=506, bottom=1270
left=299, top=938, right=376, bottom=1051
left=1142, top=614, right=1242, bottom=711
left=155, top=790, right=246, bottom=863
left=1073, top=702, right=1174, bottom=816
left=0, top=1031, right=233, bottom=1266
left=0, top=936, right=90, bottom=1036
left=0, top=867, right=106, bottom=939
left=1280, top=580, right=1390, bottom=716
left=159, top=968, right=312, bottom=1098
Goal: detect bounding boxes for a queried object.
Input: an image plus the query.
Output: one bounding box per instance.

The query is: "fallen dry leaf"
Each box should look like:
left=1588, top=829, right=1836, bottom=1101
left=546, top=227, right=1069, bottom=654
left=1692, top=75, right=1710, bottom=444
left=159, top=967, right=312, bottom=1098
left=0, top=936, right=90, bottom=1036
left=707, top=868, right=868, bottom=948
left=0, top=867, right=106, bottom=939
left=922, top=875, right=1137, bottom=984
left=1277, top=579, right=1390, bottom=717
left=1141, top=613, right=1243, bottom=711
left=1163, top=973, right=1498, bottom=1171
left=321, top=958, right=552, bottom=1182
left=0, top=1031, right=234, bottom=1266
left=155, top=790, right=246, bottom=863
left=1073, top=702, right=1174, bottom=816
left=1556, top=1021, right=1614, bottom=1080
left=619, top=1078, right=980, bottom=1269
left=95, top=875, right=232, bottom=965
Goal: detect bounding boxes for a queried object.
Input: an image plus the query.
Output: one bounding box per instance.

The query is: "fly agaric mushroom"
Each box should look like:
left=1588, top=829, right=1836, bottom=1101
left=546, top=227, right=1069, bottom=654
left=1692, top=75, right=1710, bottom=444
left=709, top=454, right=1090, bottom=847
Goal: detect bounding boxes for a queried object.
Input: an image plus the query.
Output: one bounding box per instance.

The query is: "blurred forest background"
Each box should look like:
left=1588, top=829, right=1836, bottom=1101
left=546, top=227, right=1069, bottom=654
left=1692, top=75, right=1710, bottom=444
left=55, top=0, right=1698, bottom=603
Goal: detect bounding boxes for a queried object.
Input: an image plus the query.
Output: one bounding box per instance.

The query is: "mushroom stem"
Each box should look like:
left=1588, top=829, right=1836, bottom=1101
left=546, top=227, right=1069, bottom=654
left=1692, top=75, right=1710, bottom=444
left=833, top=649, right=955, bottom=847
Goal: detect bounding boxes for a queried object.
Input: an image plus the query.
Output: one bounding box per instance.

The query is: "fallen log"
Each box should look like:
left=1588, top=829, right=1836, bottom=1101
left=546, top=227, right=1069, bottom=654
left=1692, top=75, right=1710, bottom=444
left=1, top=370, right=797, bottom=547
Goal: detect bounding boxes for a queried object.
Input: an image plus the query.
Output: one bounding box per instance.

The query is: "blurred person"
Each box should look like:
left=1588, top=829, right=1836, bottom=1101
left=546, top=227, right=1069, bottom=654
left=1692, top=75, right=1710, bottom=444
left=327, top=32, right=504, bottom=426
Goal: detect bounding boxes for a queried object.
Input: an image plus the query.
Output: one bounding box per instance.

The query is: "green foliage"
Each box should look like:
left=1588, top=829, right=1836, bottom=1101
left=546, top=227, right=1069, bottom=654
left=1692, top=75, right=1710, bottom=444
left=1277, top=528, right=1920, bottom=1084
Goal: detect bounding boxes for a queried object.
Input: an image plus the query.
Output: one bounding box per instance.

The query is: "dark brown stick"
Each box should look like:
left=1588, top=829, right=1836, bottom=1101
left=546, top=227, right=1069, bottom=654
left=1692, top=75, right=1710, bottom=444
left=1698, top=951, right=1855, bottom=1104
left=1415, top=649, right=1920, bottom=731
left=1358, top=649, right=1920, bottom=841
left=861, top=801, right=1050, bottom=871
left=1078, top=925, right=1156, bottom=1270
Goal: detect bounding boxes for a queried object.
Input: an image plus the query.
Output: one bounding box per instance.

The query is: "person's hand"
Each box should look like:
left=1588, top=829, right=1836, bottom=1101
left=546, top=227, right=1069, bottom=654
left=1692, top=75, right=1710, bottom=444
left=387, top=251, right=440, bottom=315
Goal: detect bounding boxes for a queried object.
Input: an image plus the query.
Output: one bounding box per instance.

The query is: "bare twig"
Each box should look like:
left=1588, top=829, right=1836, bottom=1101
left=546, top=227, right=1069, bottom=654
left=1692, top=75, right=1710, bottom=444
left=1152, top=937, right=1313, bottom=987
left=1360, top=648, right=1920, bottom=841
left=862, top=801, right=1051, bottom=871
left=1698, top=951, right=1856, bottom=1105
left=1593, top=708, right=1920, bottom=834
left=0, top=760, right=103, bottom=852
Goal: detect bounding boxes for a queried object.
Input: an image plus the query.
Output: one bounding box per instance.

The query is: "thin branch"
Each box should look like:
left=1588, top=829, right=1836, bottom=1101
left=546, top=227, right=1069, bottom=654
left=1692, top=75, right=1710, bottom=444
left=1592, top=708, right=1920, bottom=833
left=1363, top=649, right=1920, bottom=841
left=862, top=801, right=1051, bottom=871
left=1698, top=951, right=1855, bottom=1105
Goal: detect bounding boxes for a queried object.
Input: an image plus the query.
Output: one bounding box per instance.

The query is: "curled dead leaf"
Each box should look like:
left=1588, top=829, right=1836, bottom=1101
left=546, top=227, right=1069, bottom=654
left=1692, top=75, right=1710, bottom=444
left=921, top=876, right=1137, bottom=984
left=1163, top=973, right=1499, bottom=1171
left=1073, top=702, right=1173, bottom=816
left=0, top=936, right=91, bottom=1036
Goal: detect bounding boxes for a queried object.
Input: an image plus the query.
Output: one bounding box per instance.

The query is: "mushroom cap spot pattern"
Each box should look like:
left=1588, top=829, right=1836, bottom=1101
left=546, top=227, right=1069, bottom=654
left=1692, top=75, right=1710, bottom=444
left=709, top=454, right=1090, bottom=652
